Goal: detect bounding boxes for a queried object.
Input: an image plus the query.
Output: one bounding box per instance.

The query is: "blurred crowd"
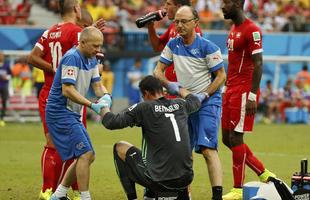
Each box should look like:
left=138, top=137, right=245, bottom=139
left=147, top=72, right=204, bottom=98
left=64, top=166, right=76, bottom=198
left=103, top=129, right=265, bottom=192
left=36, top=0, right=310, bottom=32
left=0, top=0, right=31, bottom=24
left=258, top=63, right=310, bottom=124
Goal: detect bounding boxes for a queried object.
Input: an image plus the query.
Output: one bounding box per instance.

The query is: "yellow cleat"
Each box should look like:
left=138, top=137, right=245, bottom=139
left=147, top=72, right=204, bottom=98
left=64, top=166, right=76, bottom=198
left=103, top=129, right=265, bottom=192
left=222, top=188, right=242, bottom=200
left=0, top=120, right=5, bottom=127
left=72, top=191, right=81, bottom=200
left=259, top=169, right=276, bottom=182
left=39, top=188, right=53, bottom=200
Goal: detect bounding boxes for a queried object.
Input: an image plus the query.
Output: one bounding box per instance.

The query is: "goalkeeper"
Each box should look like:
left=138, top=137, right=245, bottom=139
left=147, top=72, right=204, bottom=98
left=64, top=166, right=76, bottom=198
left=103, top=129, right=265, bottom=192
left=99, top=75, right=206, bottom=200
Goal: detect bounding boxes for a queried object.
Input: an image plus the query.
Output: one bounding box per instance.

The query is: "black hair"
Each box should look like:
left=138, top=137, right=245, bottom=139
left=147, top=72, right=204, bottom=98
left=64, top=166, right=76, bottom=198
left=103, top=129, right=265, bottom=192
left=174, top=0, right=191, bottom=6
left=139, top=75, right=164, bottom=96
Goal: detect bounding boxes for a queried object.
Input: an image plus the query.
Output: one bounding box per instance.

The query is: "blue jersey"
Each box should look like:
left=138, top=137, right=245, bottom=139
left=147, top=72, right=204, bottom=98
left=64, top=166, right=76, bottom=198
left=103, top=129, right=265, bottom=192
left=46, top=48, right=100, bottom=121
left=160, top=34, right=224, bottom=106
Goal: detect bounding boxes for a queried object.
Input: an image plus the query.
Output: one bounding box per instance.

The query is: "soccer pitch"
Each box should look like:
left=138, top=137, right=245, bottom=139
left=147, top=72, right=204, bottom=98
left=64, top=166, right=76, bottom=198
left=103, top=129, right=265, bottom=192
left=0, top=122, right=309, bottom=199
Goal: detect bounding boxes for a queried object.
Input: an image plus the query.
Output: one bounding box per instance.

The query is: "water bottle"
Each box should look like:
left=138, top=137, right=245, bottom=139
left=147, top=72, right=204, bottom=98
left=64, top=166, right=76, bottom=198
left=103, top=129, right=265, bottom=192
left=136, top=10, right=167, bottom=28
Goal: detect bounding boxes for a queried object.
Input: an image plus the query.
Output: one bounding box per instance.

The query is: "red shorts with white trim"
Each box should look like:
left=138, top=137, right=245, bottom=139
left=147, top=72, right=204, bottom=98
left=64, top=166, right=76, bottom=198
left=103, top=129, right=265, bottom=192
left=221, top=85, right=260, bottom=133
left=39, top=87, right=87, bottom=134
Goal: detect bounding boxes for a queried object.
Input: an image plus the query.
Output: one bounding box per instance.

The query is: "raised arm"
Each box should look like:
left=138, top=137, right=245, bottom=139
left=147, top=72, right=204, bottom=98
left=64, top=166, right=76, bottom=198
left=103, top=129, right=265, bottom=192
left=153, top=61, right=169, bottom=87
left=147, top=22, right=166, bottom=52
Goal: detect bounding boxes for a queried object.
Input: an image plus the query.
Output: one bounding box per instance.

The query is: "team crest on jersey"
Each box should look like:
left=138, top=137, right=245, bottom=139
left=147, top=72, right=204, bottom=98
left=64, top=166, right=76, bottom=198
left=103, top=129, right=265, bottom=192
left=190, top=48, right=200, bottom=55
left=67, top=68, right=75, bottom=76
left=253, top=32, right=261, bottom=41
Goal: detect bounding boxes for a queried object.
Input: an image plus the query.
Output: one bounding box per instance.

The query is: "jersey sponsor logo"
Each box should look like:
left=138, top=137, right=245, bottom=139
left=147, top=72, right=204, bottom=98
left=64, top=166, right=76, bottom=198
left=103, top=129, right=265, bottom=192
left=128, top=103, right=137, bottom=111
left=253, top=31, right=261, bottom=41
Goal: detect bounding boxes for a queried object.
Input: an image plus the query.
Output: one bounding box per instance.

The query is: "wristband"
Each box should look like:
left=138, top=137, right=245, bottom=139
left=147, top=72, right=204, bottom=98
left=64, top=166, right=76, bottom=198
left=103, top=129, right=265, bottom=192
left=222, top=86, right=227, bottom=93
left=248, top=92, right=257, bottom=101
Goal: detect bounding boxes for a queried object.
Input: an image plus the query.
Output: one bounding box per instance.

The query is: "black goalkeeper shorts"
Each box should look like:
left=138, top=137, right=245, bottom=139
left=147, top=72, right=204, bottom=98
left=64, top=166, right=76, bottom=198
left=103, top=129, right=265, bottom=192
left=124, top=146, right=193, bottom=192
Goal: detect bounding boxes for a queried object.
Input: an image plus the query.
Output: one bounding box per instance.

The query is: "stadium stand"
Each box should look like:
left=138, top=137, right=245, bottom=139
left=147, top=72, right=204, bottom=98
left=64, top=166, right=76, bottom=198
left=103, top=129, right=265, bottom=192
left=0, top=93, right=40, bottom=122
left=0, top=0, right=309, bottom=124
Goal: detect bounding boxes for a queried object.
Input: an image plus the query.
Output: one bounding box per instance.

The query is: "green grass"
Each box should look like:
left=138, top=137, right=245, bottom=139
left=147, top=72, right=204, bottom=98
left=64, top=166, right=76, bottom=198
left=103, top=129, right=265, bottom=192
left=0, top=122, right=309, bottom=199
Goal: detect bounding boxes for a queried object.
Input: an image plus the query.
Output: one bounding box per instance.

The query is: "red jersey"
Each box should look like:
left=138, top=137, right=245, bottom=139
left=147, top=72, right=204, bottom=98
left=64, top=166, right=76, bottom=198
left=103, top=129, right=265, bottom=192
left=226, top=18, right=263, bottom=87
left=159, top=23, right=202, bottom=82
left=35, top=22, right=82, bottom=89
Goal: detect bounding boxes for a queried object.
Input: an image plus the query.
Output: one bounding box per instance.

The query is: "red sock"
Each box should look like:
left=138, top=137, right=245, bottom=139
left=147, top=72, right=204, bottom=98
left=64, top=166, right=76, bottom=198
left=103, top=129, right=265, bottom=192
left=244, top=144, right=265, bottom=175
left=231, top=144, right=246, bottom=188
left=41, top=146, right=57, bottom=192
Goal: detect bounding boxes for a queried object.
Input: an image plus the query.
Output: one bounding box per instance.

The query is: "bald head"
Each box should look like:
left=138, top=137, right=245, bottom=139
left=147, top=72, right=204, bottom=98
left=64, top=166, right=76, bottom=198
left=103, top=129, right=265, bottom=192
left=59, top=0, right=80, bottom=16
left=80, top=27, right=103, bottom=43
left=79, top=27, right=103, bottom=58
left=175, top=5, right=199, bottom=20
left=77, top=8, right=93, bottom=28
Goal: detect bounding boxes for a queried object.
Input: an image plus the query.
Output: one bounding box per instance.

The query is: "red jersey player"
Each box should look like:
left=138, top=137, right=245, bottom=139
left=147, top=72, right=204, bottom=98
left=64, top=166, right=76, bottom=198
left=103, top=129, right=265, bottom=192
left=221, top=0, right=276, bottom=199
left=147, top=0, right=202, bottom=99
left=28, top=2, right=96, bottom=200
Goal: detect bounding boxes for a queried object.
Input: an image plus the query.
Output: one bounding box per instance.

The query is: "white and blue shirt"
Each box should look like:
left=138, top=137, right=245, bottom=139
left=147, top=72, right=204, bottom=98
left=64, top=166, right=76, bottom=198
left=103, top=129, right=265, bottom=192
left=46, top=48, right=100, bottom=120
left=160, top=34, right=224, bottom=106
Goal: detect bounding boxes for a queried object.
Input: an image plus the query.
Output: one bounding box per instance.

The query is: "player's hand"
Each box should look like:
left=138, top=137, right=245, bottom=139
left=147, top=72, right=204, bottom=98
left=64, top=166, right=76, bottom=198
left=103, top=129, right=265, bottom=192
left=193, top=93, right=206, bottom=103
left=93, top=18, right=106, bottom=32
left=167, top=82, right=181, bottom=95
left=98, top=93, right=112, bottom=108
left=91, top=102, right=108, bottom=114
left=246, top=100, right=257, bottom=116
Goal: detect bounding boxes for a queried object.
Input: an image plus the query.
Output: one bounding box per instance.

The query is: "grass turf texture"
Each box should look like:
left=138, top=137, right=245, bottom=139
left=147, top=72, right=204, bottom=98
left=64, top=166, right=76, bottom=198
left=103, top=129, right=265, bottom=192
left=0, top=122, right=309, bottom=199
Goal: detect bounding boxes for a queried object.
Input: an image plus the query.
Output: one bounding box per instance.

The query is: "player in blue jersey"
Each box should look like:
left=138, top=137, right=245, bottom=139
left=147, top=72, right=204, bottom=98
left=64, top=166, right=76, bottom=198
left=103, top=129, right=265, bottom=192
left=47, top=27, right=111, bottom=200
left=154, top=6, right=226, bottom=200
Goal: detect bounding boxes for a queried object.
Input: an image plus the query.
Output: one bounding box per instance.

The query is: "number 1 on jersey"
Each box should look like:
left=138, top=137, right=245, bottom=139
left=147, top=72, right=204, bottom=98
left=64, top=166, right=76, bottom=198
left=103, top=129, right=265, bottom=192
left=165, top=113, right=181, bottom=142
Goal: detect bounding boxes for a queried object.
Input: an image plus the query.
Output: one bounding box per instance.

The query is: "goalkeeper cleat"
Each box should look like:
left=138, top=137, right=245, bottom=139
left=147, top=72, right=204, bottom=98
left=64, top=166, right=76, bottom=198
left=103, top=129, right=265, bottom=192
left=222, top=188, right=242, bottom=200
left=259, top=169, right=276, bottom=182
left=50, top=193, right=71, bottom=200
left=72, top=191, right=81, bottom=200
left=39, top=188, right=53, bottom=200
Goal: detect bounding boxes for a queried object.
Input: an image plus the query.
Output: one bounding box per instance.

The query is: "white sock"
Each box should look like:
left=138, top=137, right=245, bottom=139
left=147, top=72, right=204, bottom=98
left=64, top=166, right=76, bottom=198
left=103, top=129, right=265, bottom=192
left=81, top=191, right=91, bottom=200
left=54, top=184, right=69, bottom=198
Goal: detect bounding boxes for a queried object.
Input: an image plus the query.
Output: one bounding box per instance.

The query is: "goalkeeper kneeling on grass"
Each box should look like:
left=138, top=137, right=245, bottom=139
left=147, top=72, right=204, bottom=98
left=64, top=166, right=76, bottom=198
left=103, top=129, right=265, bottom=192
left=99, top=75, right=207, bottom=200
